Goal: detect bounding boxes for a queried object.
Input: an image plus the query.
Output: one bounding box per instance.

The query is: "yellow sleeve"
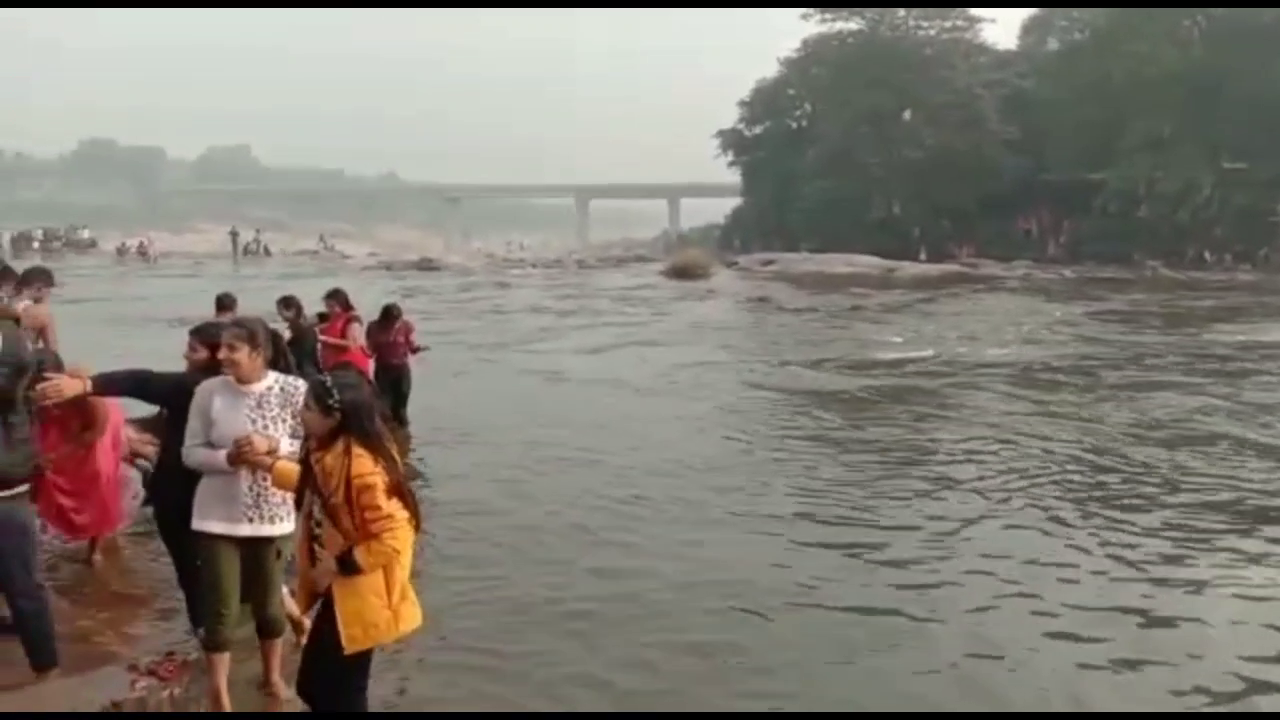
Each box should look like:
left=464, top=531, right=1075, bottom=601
left=270, top=458, right=302, bottom=493
left=345, top=455, right=413, bottom=573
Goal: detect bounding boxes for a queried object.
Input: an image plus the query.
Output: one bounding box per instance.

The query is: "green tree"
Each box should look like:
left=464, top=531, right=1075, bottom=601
left=717, top=8, right=1010, bottom=257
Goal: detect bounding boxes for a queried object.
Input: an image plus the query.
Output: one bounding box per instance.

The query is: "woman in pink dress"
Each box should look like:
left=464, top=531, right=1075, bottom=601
left=32, top=351, right=126, bottom=565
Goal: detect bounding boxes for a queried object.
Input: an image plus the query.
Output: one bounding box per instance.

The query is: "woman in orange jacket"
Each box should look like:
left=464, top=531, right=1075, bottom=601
left=244, top=368, right=423, bottom=712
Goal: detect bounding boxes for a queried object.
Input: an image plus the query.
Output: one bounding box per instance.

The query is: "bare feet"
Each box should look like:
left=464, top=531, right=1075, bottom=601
left=208, top=687, right=232, bottom=712
left=261, top=676, right=293, bottom=700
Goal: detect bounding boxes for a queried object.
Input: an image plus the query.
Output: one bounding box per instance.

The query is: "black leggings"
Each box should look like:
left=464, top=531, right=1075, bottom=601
left=153, top=490, right=202, bottom=635
left=374, top=362, right=412, bottom=426
left=297, top=594, right=374, bottom=712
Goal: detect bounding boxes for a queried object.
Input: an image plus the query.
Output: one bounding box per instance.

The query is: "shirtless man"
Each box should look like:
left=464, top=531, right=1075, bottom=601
left=213, top=291, right=238, bottom=321
left=14, top=265, right=57, bottom=351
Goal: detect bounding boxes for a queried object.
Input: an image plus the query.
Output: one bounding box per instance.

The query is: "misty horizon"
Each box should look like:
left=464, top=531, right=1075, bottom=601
left=0, top=9, right=1031, bottom=185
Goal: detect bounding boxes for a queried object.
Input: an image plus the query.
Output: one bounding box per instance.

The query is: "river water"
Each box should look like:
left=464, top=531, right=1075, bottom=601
left=7, top=254, right=1280, bottom=711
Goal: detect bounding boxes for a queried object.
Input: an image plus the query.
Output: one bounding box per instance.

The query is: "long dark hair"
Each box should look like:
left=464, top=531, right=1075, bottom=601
left=223, top=316, right=297, bottom=375
left=276, top=294, right=308, bottom=332
left=322, top=287, right=355, bottom=314
left=188, top=320, right=226, bottom=378
left=301, top=368, right=422, bottom=532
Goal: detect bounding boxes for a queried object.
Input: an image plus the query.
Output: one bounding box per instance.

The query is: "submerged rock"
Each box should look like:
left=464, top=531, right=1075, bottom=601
left=661, top=247, right=716, bottom=281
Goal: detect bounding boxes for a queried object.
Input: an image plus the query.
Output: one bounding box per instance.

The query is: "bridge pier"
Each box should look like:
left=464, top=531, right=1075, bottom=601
left=574, top=194, right=591, bottom=247
left=443, top=196, right=463, bottom=252
left=666, top=197, right=682, bottom=240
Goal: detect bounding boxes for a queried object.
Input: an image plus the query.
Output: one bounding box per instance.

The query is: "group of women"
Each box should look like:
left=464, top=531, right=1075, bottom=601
left=12, top=284, right=426, bottom=712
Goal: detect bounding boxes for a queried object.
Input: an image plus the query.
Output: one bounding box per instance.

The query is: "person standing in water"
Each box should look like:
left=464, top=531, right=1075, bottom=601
left=277, top=295, right=321, bottom=379
left=213, top=291, right=238, bottom=322
left=31, top=350, right=127, bottom=566
left=317, top=287, right=372, bottom=377
left=15, top=265, right=58, bottom=351
left=182, top=317, right=305, bottom=710
left=241, top=369, right=422, bottom=711
left=366, top=303, right=424, bottom=427
left=228, top=226, right=240, bottom=260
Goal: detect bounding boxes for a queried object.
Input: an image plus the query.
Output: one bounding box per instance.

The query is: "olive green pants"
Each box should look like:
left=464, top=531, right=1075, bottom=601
left=196, top=533, right=288, bottom=653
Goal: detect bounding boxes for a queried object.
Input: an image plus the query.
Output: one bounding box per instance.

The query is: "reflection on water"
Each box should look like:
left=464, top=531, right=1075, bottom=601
left=7, top=257, right=1280, bottom=709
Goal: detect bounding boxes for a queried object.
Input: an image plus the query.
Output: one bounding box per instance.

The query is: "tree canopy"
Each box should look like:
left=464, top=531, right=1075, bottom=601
left=716, top=8, right=1280, bottom=265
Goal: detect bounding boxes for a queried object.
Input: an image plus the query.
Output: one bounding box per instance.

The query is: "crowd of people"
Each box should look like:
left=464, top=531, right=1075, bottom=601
left=0, top=261, right=428, bottom=712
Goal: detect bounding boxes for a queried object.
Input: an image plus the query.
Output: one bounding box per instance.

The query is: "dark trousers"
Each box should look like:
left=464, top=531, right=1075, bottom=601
left=297, top=594, right=374, bottom=712
left=153, top=489, right=203, bottom=635
left=374, top=362, right=412, bottom=426
left=0, top=495, right=57, bottom=673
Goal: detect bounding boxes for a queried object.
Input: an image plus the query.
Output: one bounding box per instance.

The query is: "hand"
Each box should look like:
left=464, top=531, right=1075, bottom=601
left=311, top=549, right=337, bottom=592
left=232, top=433, right=276, bottom=460
left=33, top=374, right=89, bottom=405
left=242, top=454, right=277, bottom=472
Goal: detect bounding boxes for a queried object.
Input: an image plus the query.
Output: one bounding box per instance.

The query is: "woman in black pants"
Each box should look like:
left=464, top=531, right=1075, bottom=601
left=32, top=321, right=227, bottom=637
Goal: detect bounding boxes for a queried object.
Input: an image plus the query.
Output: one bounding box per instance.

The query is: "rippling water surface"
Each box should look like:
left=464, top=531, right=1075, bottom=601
left=10, top=254, right=1280, bottom=711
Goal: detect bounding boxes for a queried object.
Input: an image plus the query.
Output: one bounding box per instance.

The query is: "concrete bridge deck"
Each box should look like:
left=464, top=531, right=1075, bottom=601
left=164, top=181, right=740, bottom=201
left=163, top=180, right=741, bottom=246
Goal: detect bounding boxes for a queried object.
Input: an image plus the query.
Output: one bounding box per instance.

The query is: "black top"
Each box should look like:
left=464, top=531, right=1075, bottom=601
left=286, top=324, right=321, bottom=379
left=90, top=368, right=208, bottom=503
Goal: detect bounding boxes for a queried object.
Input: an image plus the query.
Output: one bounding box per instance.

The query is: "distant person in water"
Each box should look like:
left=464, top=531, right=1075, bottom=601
left=214, top=292, right=237, bottom=321
left=366, top=303, right=424, bottom=427
left=228, top=226, right=240, bottom=260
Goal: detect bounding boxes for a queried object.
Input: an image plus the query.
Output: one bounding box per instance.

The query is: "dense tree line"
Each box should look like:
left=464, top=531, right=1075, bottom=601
left=716, top=9, right=1280, bottom=266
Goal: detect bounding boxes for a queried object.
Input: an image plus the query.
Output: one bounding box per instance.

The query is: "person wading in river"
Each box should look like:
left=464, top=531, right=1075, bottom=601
left=213, top=291, right=238, bottom=322
left=366, top=303, right=424, bottom=427
left=182, top=317, right=305, bottom=710
left=318, top=287, right=372, bottom=377
left=277, top=294, right=321, bottom=380
left=242, top=369, right=422, bottom=712
left=15, top=265, right=58, bottom=351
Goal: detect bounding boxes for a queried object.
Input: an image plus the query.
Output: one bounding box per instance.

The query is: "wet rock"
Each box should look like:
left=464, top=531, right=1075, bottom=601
left=661, top=248, right=716, bottom=281
left=368, top=256, right=445, bottom=272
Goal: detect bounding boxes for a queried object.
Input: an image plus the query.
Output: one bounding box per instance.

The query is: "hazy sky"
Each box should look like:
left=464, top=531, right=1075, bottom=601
left=0, top=8, right=1033, bottom=184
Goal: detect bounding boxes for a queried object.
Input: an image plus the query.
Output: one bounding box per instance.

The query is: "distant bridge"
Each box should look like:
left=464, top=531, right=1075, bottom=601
left=164, top=181, right=742, bottom=245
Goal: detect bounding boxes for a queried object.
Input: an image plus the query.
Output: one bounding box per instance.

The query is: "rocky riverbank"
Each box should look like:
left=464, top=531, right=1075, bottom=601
left=726, top=252, right=1272, bottom=287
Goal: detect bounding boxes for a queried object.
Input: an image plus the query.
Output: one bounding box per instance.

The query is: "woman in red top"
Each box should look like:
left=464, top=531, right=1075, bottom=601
left=317, top=287, right=372, bottom=377
left=366, top=303, right=425, bottom=426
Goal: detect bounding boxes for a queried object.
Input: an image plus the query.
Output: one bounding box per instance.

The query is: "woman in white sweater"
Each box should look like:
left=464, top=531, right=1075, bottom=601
left=182, top=316, right=306, bottom=711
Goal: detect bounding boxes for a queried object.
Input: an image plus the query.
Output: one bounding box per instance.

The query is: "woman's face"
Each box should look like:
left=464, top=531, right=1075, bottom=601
left=217, top=332, right=264, bottom=380
left=323, top=298, right=341, bottom=315
left=184, top=338, right=212, bottom=372
left=276, top=304, right=295, bottom=323
left=300, top=394, right=339, bottom=437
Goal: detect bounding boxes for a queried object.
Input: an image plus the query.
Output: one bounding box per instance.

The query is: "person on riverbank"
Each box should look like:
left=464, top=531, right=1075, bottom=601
left=228, top=226, right=240, bottom=260
left=0, top=305, right=57, bottom=681
left=213, top=291, right=237, bottom=322
left=318, top=288, right=372, bottom=377
left=31, top=350, right=127, bottom=567
left=15, top=265, right=58, bottom=351
left=33, top=321, right=228, bottom=637
left=182, top=317, right=305, bottom=710
left=242, top=368, right=422, bottom=712
left=366, top=303, right=424, bottom=427
left=276, top=294, right=321, bottom=379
